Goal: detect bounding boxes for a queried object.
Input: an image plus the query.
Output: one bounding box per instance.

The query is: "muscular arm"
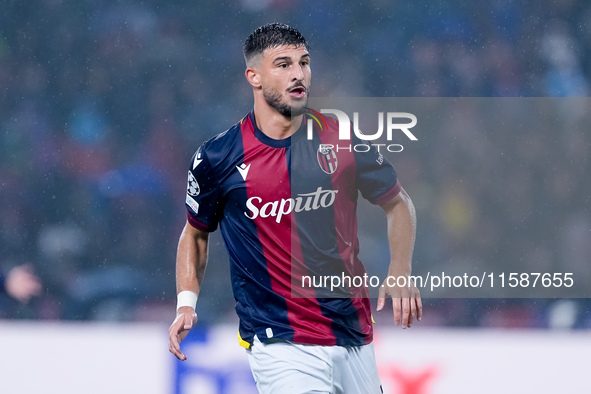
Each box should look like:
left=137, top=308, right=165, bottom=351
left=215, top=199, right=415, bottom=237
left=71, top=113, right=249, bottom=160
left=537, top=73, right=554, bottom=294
left=376, top=187, right=422, bottom=328
left=176, top=221, right=210, bottom=295
left=169, top=221, right=210, bottom=361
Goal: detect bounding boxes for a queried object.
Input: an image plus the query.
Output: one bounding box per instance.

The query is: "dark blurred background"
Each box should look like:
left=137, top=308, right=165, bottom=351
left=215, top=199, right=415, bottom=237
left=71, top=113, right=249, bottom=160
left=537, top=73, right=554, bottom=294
left=1, top=0, right=590, bottom=327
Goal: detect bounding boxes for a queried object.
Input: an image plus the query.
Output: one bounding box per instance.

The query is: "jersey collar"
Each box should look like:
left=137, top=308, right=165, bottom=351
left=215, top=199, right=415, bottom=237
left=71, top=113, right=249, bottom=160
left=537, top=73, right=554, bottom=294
left=249, top=110, right=305, bottom=148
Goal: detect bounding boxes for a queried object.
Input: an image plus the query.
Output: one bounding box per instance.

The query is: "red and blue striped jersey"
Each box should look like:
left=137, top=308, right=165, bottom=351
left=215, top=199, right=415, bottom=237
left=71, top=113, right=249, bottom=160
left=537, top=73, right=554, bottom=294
left=185, top=111, right=401, bottom=347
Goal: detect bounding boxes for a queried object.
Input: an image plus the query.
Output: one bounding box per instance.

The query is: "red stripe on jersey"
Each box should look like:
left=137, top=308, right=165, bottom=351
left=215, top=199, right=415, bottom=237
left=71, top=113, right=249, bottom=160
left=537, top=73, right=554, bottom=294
left=240, top=117, right=336, bottom=345
left=317, top=124, right=374, bottom=344
left=186, top=212, right=212, bottom=232
left=374, top=180, right=402, bottom=206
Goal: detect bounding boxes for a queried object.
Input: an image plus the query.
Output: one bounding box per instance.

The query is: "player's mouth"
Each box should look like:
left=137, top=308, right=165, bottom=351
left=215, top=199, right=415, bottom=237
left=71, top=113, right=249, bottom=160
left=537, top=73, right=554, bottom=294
left=288, top=85, right=307, bottom=99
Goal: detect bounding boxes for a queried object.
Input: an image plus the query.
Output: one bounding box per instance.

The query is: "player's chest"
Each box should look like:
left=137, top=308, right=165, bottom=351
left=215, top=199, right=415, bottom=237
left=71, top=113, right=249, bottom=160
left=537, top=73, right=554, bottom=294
left=219, top=142, right=355, bottom=202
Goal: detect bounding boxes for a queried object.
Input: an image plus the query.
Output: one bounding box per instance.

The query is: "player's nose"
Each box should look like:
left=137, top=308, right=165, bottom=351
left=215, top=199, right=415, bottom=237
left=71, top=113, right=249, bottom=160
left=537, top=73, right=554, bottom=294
left=291, top=64, right=305, bottom=82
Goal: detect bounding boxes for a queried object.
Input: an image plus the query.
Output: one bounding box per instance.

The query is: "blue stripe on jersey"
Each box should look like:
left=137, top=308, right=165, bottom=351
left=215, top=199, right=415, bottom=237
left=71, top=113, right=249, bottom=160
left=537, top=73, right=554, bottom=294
left=290, top=122, right=367, bottom=346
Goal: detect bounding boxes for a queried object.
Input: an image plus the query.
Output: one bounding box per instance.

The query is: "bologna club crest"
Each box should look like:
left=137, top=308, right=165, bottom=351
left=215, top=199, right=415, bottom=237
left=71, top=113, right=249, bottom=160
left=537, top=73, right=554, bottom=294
left=317, top=145, right=338, bottom=174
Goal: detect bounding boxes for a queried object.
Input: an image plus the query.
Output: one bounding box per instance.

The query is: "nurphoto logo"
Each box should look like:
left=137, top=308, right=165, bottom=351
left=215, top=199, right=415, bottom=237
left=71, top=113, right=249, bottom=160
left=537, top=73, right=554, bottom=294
left=305, top=108, right=418, bottom=153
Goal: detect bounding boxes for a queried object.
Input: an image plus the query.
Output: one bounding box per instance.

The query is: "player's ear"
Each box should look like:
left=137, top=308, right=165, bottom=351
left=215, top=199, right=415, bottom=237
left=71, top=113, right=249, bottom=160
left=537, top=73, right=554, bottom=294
left=245, top=67, right=261, bottom=88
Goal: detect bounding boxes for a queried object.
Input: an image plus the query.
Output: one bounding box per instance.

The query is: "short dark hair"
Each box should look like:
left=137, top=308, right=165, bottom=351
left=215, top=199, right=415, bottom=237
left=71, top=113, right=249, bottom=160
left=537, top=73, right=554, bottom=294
left=243, top=23, right=309, bottom=65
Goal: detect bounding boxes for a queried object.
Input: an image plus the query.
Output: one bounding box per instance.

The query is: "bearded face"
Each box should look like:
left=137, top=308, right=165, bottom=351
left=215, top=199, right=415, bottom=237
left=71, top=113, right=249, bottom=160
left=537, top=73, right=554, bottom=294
left=262, top=82, right=309, bottom=118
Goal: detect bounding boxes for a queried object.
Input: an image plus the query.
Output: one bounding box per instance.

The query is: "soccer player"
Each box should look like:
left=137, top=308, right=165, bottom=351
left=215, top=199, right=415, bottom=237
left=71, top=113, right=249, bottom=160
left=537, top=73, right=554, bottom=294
left=168, top=23, right=422, bottom=393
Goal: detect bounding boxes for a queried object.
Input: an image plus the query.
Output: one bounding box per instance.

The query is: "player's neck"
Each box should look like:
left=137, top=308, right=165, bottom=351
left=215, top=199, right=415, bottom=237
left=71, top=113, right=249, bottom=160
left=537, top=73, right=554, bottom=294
left=253, top=101, right=303, bottom=140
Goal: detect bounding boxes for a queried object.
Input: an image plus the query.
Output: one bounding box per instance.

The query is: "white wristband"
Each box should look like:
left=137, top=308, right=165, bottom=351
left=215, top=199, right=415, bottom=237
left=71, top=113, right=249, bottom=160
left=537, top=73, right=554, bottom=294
left=176, top=291, right=198, bottom=311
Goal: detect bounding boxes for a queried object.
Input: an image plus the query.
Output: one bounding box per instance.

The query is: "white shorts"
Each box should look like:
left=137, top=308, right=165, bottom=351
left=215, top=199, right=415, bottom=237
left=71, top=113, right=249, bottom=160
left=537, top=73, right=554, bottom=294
left=246, top=336, right=383, bottom=394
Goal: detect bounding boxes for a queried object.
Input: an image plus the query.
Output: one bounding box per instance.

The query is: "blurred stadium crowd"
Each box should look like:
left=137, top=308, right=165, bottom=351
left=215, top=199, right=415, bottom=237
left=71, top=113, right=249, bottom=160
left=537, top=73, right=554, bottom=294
left=1, top=0, right=590, bottom=327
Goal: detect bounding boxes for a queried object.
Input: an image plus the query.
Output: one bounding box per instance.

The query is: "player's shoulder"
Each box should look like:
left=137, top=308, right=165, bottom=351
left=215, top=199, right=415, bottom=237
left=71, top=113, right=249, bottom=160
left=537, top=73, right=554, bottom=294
left=193, top=116, right=246, bottom=164
left=308, top=109, right=341, bottom=141
left=323, top=113, right=340, bottom=129
left=201, top=119, right=243, bottom=152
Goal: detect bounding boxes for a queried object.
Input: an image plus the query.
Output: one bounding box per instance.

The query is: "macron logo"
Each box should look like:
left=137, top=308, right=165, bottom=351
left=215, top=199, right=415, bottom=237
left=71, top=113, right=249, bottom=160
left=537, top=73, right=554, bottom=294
left=237, top=163, right=251, bottom=181
left=193, top=152, right=202, bottom=169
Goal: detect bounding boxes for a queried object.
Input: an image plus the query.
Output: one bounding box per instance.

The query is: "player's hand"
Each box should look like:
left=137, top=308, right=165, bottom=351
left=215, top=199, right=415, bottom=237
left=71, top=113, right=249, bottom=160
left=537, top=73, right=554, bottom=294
left=168, top=307, right=198, bottom=361
left=377, top=277, right=422, bottom=328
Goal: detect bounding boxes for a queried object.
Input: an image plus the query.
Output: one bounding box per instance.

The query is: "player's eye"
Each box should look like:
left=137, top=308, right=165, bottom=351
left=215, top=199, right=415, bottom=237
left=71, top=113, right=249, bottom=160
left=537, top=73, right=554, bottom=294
left=278, top=63, right=288, bottom=68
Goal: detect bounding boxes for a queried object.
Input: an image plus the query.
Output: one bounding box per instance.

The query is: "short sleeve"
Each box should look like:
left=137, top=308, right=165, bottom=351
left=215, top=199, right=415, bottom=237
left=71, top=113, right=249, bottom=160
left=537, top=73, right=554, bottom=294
left=185, top=147, right=222, bottom=232
left=355, top=142, right=401, bottom=205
